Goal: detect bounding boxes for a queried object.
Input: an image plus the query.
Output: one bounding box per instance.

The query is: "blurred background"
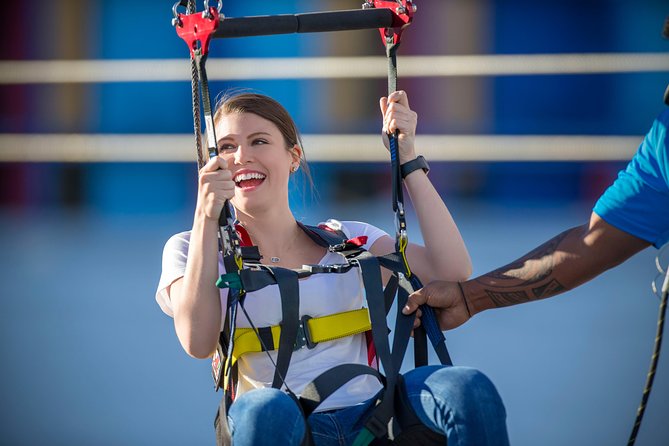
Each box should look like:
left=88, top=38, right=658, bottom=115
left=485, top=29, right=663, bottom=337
left=1, top=0, right=669, bottom=445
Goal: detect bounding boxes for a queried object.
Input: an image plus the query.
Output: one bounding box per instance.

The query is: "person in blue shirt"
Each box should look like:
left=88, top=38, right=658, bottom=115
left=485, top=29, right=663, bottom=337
left=403, top=108, right=669, bottom=329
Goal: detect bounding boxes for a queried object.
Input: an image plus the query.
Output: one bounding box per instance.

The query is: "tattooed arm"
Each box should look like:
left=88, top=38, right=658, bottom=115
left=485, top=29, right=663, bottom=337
left=403, top=212, right=650, bottom=330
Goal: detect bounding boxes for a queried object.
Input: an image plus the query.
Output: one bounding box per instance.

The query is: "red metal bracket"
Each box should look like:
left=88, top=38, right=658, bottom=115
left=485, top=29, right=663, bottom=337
left=175, top=7, right=220, bottom=58
left=372, top=0, right=415, bottom=46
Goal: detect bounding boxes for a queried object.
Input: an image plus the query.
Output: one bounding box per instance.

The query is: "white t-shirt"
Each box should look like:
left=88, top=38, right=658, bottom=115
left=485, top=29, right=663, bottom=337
left=156, top=219, right=388, bottom=411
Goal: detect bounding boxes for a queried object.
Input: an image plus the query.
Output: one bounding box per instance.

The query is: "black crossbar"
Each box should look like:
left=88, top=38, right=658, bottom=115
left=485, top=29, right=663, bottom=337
left=214, top=9, right=395, bottom=38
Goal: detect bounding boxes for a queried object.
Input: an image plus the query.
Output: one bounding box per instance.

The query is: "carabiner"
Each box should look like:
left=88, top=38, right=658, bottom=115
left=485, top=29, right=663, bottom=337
left=202, top=0, right=223, bottom=18
left=171, top=0, right=185, bottom=27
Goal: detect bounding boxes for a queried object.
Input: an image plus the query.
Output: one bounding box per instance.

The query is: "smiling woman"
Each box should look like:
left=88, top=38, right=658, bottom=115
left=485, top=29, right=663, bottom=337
left=155, top=91, right=508, bottom=446
left=212, top=94, right=313, bottom=217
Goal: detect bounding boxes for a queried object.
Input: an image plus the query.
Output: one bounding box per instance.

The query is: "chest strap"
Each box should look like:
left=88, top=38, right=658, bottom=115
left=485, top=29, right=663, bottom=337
left=231, top=308, right=371, bottom=365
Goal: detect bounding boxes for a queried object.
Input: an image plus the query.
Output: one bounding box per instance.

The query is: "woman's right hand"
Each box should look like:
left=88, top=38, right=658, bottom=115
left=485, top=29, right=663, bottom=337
left=196, top=155, right=236, bottom=220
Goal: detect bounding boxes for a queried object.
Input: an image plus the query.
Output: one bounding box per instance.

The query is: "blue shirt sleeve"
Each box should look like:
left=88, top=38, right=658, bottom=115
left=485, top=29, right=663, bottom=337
left=593, top=110, right=669, bottom=248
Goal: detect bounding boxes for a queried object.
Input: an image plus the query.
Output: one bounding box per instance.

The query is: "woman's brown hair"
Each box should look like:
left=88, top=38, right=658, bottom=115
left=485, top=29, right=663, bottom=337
left=213, top=93, right=309, bottom=175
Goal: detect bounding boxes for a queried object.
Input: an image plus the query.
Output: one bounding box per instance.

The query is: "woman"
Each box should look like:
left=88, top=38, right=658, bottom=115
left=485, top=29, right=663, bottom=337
left=156, top=90, right=509, bottom=445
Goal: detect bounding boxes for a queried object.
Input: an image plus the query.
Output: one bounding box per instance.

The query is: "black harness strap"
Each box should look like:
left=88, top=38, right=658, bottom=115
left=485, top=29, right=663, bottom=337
left=383, top=274, right=399, bottom=314
left=409, top=274, right=452, bottom=366
left=354, top=253, right=398, bottom=441
left=390, top=274, right=416, bottom=369
left=298, top=222, right=347, bottom=247
left=299, top=364, right=385, bottom=418
left=271, top=267, right=301, bottom=389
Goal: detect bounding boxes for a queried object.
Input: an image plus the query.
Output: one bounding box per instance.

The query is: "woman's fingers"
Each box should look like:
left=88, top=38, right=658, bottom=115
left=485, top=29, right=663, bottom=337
left=388, top=90, right=410, bottom=108
left=200, top=154, right=228, bottom=173
left=197, top=156, right=236, bottom=220
left=380, top=91, right=417, bottom=160
left=379, top=96, right=389, bottom=116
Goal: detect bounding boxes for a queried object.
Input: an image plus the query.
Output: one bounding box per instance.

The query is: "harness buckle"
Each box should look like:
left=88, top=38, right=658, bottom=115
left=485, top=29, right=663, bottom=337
left=365, top=413, right=390, bottom=439
left=303, top=263, right=352, bottom=274
left=293, top=315, right=318, bottom=351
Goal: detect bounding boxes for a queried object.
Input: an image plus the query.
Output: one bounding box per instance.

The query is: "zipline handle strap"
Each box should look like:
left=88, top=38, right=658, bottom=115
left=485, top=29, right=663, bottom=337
left=173, top=1, right=245, bottom=401
left=175, top=4, right=243, bottom=265
left=375, top=0, right=453, bottom=383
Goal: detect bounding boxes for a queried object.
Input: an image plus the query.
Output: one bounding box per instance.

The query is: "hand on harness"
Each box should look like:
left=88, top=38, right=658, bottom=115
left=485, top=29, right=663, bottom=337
left=379, top=90, right=418, bottom=164
left=402, top=280, right=473, bottom=331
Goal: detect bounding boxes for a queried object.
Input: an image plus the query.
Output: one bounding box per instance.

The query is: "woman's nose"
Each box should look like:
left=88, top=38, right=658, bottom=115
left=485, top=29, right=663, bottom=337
left=233, top=144, right=251, bottom=164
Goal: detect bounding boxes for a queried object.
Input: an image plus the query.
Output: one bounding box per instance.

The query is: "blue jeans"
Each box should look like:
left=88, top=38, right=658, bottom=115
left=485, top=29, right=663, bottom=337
left=227, top=365, right=509, bottom=446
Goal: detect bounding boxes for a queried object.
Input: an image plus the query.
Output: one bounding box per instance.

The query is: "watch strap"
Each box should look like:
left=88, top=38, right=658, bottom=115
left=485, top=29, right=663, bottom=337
left=400, top=155, right=429, bottom=179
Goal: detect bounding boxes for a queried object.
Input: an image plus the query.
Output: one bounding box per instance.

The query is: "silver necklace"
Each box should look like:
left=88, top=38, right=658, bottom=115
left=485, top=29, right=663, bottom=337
left=270, top=256, right=280, bottom=263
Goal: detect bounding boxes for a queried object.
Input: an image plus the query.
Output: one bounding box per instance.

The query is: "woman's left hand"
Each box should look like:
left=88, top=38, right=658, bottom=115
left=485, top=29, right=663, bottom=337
left=379, top=90, right=418, bottom=164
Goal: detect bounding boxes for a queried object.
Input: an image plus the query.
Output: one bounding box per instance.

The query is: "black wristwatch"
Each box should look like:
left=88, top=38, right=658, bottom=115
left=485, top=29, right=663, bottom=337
left=400, top=155, right=429, bottom=179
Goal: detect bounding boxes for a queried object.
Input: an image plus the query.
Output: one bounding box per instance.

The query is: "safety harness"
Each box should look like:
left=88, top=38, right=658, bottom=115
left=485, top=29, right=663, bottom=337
left=173, top=1, right=452, bottom=445
left=212, top=221, right=449, bottom=446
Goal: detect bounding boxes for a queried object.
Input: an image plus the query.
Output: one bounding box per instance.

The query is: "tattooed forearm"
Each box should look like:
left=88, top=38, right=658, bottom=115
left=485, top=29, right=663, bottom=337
left=485, top=289, right=531, bottom=306
left=481, top=278, right=566, bottom=308
left=486, top=230, right=571, bottom=283
left=531, top=278, right=566, bottom=298
left=474, top=228, right=576, bottom=308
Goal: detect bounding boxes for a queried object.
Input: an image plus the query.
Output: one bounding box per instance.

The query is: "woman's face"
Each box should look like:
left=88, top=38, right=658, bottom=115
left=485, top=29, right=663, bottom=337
left=215, top=112, right=300, bottom=214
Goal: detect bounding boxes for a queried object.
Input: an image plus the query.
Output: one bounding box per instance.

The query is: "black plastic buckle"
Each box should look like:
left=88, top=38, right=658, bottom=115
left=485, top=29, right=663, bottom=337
left=365, top=414, right=389, bottom=438
left=293, top=315, right=317, bottom=351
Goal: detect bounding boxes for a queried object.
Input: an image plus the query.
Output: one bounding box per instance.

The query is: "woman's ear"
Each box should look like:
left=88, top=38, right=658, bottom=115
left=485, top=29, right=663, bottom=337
left=289, top=144, right=302, bottom=165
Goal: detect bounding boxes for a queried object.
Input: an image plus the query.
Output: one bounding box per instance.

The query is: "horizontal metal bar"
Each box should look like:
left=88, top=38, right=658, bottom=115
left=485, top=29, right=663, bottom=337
left=0, top=133, right=642, bottom=163
left=214, top=9, right=395, bottom=38
left=1, top=53, right=667, bottom=84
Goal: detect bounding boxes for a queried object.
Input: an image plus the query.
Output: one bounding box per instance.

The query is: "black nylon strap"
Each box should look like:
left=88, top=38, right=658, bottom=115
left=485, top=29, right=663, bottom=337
left=272, top=267, right=301, bottom=389
left=355, top=253, right=397, bottom=438
left=378, top=252, right=408, bottom=274
left=408, top=274, right=452, bottom=366
left=239, top=268, right=278, bottom=292
left=391, top=275, right=417, bottom=370
left=377, top=253, right=454, bottom=367
left=356, top=253, right=394, bottom=378
left=383, top=274, right=399, bottom=315
left=297, top=222, right=346, bottom=247
left=240, top=246, right=262, bottom=263
left=413, top=326, right=428, bottom=367
left=257, top=327, right=275, bottom=351
left=299, top=363, right=384, bottom=418
left=386, top=41, right=403, bottom=215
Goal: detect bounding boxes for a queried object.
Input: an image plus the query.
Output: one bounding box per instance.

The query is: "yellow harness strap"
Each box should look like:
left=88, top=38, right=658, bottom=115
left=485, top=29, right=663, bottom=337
left=231, top=308, right=371, bottom=365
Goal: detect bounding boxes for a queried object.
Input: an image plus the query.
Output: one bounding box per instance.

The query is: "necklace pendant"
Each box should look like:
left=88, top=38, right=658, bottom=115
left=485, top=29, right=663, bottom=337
left=270, top=256, right=280, bottom=263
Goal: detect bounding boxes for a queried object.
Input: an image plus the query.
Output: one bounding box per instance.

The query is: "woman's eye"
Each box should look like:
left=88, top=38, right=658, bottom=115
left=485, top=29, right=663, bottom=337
left=253, top=139, right=268, bottom=145
left=217, top=144, right=237, bottom=153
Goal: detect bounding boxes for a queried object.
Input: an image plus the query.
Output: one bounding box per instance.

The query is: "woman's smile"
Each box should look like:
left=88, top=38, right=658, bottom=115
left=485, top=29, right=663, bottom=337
left=233, top=169, right=267, bottom=191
